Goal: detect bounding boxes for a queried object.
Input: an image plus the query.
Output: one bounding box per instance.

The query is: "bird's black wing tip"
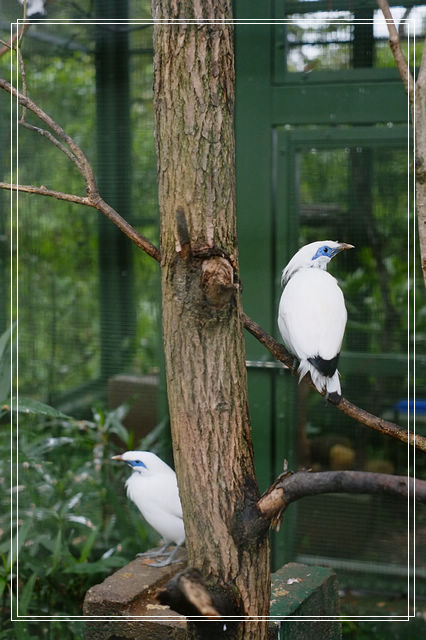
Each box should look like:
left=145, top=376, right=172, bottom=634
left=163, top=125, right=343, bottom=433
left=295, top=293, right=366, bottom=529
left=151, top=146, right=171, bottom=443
left=308, top=354, right=340, bottom=377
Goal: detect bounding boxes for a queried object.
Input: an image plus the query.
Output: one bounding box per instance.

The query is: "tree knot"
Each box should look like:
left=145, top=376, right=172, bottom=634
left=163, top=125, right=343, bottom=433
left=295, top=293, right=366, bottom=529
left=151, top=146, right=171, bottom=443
left=200, top=256, right=236, bottom=307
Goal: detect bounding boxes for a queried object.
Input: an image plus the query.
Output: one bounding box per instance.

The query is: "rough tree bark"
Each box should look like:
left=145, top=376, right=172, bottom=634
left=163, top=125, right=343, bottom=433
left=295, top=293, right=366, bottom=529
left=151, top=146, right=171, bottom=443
left=415, top=55, right=426, bottom=285
left=152, top=2, right=270, bottom=638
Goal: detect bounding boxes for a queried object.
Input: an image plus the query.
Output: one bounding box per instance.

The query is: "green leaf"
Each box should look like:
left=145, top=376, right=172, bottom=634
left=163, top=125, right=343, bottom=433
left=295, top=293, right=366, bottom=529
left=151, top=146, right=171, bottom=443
left=0, top=325, right=13, bottom=404
left=10, top=397, right=71, bottom=419
left=78, top=527, right=98, bottom=563
left=0, top=325, right=12, bottom=360
left=106, top=420, right=129, bottom=446
left=104, top=403, right=130, bottom=427
left=6, top=617, right=30, bottom=640
left=51, top=530, right=62, bottom=571
left=0, top=575, right=6, bottom=600
left=64, top=556, right=124, bottom=574
left=8, top=520, right=33, bottom=571
left=140, top=416, right=169, bottom=450
left=18, top=573, right=37, bottom=616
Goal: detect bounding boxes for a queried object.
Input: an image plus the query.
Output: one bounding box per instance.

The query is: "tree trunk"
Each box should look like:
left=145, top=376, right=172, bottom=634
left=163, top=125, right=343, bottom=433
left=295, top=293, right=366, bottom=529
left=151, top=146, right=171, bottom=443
left=152, top=1, right=270, bottom=638
left=415, top=53, right=426, bottom=287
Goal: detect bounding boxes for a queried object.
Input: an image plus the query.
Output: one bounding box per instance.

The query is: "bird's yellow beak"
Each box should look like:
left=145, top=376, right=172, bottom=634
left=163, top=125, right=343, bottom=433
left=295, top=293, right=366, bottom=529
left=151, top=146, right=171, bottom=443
left=111, top=454, right=123, bottom=461
left=339, top=243, right=355, bottom=251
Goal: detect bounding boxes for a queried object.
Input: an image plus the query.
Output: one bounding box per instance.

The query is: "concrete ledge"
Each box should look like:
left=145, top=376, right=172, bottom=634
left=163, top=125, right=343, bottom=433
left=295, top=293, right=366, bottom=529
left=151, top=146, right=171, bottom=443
left=270, top=563, right=341, bottom=639
left=83, top=554, right=341, bottom=639
left=84, top=548, right=187, bottom=638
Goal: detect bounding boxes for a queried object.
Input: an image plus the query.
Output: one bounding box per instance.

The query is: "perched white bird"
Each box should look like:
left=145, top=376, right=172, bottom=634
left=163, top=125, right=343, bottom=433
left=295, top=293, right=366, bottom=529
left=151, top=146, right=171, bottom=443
left=278, top=240, right=354, bottom=402
left=112, top=451, right=185, bottom=567
left=17, top=0, right=46, bottom=18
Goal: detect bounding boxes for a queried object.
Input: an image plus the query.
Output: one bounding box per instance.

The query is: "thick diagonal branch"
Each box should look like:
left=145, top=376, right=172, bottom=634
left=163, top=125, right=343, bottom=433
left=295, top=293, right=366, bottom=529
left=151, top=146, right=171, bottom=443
left=1, top=75, right=422, bottom=449
left=243, top=313, right=426, bottom=453
left=257, top=469, right=425, bottom=530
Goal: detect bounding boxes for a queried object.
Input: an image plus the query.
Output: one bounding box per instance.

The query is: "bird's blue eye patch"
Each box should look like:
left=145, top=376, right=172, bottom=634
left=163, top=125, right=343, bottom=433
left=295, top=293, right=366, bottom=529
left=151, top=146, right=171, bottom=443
left=312, top=245, right=337, bottom=260
left=128, top=460, right=147, bottom=468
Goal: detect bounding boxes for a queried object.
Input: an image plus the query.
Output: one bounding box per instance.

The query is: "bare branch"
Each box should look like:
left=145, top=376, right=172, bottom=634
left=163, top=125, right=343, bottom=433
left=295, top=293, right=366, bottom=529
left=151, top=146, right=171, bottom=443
left=0, top=78, right=162, bottom=263
left=377, top=8, right=426, bottom=286
left=0, top=77, right=98, bottom=196
left=257, top=469, right=426, bottom=529
left=1, top=75, right=421, bottom=444
left=337, top=396, right=425, bottom=449
left=94, top=195, right=161, bottom=263
left=377, top=0, right=415, bottom=107
left=0, top=182, right=90, bottom=206
left=0, top=182, right=161, bottom=262
left=0, top=26, right=29, bottom=58
left=4, top=175, right=419, bottom=445
left=17, top=51, right=28, bottom=122
left=242, top=312, right=426, bottom=453
left=19, top=121, right=82, bottom=169
left=243, top=312, right=294, bottom=370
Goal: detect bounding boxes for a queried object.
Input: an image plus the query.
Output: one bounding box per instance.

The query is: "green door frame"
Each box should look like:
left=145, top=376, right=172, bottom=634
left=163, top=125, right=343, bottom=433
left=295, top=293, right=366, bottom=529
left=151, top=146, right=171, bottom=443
left=234, top=1, right=414, bottom=569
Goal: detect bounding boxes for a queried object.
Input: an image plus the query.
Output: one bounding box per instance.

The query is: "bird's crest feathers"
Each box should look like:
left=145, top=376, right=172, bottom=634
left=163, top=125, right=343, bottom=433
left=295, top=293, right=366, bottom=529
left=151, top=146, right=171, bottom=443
left=112, top=450, right=175, bottom=476
left=281, top=240, right=353, bottom=286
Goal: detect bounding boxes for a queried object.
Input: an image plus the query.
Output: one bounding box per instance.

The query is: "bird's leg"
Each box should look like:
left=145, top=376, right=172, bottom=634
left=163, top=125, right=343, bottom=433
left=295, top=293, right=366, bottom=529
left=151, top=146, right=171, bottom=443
left=148, top=543, right=183, bottom=568
left=137, top=543, right=170, bottom=558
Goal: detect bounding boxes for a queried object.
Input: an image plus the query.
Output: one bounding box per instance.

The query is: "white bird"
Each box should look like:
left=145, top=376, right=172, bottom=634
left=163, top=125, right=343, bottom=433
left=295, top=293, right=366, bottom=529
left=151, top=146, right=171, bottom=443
left=278, top=240, right=354, bottom=402
left=18, top=1, right=46, bottom=18
left=112, top=450, right=185, bottom=567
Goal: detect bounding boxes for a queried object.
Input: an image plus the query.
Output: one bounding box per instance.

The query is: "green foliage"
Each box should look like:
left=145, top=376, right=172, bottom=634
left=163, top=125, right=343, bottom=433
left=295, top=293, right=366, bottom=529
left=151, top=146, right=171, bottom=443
left=1, top=16, right=160, bottom=405
left=4, top=48, right=102, bottom=401
left=0, top=324, right=12, bottom=405
left=0, top=396, right=169, bottom=637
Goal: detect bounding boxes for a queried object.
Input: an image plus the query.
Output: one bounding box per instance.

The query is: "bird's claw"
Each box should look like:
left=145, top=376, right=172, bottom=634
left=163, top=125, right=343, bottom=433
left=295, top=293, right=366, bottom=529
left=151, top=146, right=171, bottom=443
left=147, top=557, right=182, bottom=568
left=137, top=544, right=170, bottom=559
left=145, top=543, right=184, bottom=568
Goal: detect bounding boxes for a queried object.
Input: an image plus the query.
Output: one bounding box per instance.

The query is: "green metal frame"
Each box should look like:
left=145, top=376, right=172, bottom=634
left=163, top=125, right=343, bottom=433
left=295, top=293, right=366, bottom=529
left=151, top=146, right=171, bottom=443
left=272, top=0, right=421, bottom=96
left=234, top=0, right=416, bottom=574
left=281, top=0, right=423, bottom=15
left=95, top=0, right=136, bottom=382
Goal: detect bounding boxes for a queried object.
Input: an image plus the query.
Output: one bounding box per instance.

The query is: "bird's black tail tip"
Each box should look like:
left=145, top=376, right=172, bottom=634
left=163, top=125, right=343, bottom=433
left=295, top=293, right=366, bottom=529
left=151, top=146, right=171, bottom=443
left=326, top=391, right=342, bottom=405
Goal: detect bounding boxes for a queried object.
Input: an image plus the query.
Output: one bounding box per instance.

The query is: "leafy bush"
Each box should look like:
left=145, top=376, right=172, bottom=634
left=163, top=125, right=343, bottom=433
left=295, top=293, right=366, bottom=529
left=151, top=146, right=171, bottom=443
left=0, top=386, right=169, bottom=637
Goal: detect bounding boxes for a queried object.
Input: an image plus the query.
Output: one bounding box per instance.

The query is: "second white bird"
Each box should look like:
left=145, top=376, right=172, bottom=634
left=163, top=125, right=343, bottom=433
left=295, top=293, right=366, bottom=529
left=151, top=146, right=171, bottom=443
left=112, top=450, right=185, bottom=566
left=278, top=240, right=353, bottom=401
